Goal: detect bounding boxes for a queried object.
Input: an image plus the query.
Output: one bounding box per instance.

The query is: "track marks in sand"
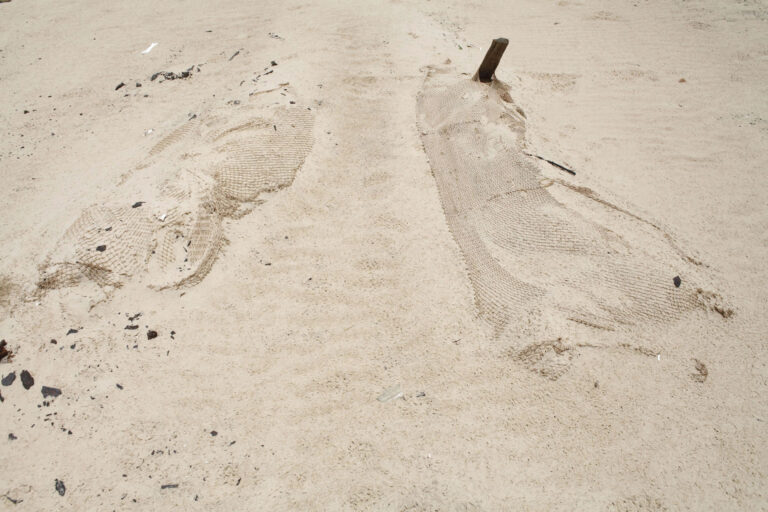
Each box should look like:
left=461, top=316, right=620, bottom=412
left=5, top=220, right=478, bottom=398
left=37, top=92, right=314, bottom=294
left=417, top=67, right=730, bottom=379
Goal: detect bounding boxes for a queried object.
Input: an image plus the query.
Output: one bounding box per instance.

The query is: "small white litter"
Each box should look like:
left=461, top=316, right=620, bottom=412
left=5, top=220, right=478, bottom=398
left=158, top=213, right=167, bottom=222
left=377, top=385, right=403, bottom=403
left=144, top=129, right=154, bottom=136
left=141, top=43, right=158, bottom=54
left=657, top=354, right=661, bottom=361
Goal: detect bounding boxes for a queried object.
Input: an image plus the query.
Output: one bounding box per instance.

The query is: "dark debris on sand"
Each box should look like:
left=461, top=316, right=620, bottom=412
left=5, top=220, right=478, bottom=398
left=0, top=340, right=12, bottom=362
left=2, top=372, right=16, bottom=386
left=20, top=370, right=34, bottom=390
left=151, top=65, right=198, bottom=82
left=41, top=386, right=62, bottom=398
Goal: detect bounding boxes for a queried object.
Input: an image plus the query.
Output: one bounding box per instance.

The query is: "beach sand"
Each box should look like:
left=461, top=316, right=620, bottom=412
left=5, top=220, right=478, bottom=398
left=1, top=0, right=767, bottom=509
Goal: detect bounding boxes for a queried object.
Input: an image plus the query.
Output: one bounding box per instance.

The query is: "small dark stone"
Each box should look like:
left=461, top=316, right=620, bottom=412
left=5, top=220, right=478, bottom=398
left=55, top=479, right=66, bottom=496
left=271, top=60, right=278, bottom=66
left=0, top=390, right=3, bottom=402
left=116, top=384, right=123, bottom=390
left=147, top=330, right=158, bottom=340
left=96, top=245, right=106, bottom=252
left=210, top=430, right=218, bottom=436
left=132, top=201, right=144, bottom=208
left=70, top=344, right=76, bottom=350
left=8, top=433, right=17, bottom=440
left=135, top=82, right=142, bottom=87
left=2, top=372, right=16, bottom=386
left=124, top=325, right=138, bottom=330
left=23, top=109, right=29, bottom=114
left=115, top=82, right=126, bottom=91
left=66, top=329, right=78, bottom=335
left=104, top=226, right=112, bottom=231
left=160, top=484, right=178, bottom=490
left=50, top=339, right=57, bottom=344
left=673, top=276, right=681, bottom=288
left=41, top=386, right=62, bottom=398
left=20, top=370, right=34, bottom=390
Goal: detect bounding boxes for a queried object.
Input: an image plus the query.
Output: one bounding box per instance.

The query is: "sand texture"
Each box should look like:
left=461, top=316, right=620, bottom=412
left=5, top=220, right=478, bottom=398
left=0, top=0, right=767, bottom=509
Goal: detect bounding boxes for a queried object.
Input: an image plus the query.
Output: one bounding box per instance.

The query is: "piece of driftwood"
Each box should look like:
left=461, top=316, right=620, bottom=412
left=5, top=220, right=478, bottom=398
left=473, top=38, right=509, bottom=83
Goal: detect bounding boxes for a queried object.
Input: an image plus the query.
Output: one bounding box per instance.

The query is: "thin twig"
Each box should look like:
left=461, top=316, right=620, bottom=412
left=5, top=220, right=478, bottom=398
left=524, top=152, right=576, bottom=175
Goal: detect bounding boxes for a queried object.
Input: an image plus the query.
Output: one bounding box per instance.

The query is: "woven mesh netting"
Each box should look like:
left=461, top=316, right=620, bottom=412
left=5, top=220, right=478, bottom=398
left=37, top=102, right=314, bottom=292
left=38, top=205, right=155, bottom=289
left=417, top=70, right=710, bottom=336
left=211, top=109, right=314, bottom=203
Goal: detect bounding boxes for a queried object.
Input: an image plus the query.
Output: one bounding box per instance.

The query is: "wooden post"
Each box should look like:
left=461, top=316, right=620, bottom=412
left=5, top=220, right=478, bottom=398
left=473, top=38, right=509, bottom=83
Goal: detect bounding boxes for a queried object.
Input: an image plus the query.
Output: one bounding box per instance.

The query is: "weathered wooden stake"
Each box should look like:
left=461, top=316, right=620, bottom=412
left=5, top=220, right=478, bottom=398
left=473, top=38, right=509, bottom=83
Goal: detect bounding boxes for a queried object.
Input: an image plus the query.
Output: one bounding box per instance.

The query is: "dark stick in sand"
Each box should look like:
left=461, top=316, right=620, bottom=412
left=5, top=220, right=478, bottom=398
left=474, top=38, right=509, bottom=83
left=524, top=152, right=577, bottom=176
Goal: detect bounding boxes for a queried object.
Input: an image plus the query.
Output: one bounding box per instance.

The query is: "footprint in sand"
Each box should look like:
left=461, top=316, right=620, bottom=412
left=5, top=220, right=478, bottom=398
left=36, top=90, right=314, bottom=294
left=416, top=65, right=731, bottom=378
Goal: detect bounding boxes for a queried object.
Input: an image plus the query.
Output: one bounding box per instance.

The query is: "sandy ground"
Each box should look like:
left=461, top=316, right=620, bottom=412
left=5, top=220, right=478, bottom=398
left=1, top=0, right=767, bottom=509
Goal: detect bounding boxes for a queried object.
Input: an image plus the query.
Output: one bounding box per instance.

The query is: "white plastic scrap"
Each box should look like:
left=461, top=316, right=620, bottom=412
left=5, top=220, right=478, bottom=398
left=158, top=213, right=167, bottom=222
left=141, top=43, right=158, bottom=54
left=377, top=385, right=403, bottom=403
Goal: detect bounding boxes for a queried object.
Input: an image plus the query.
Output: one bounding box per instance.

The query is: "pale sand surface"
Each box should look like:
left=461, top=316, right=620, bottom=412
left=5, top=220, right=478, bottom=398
left=1, top=0, right=767, bottom=509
